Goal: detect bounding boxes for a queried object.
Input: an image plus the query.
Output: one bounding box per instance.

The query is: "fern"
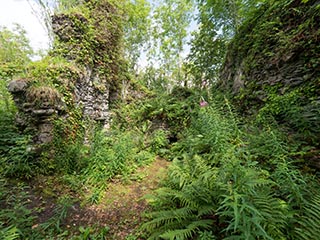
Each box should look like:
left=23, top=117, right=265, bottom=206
left=142, top=153, right=221, bottom=239
left=198, top=230, right=216, bottom=240
left=159, top=220, right=213, bottom=240
left=293, top=194, right=320, bottom=240
left=272, top=159, right=309, bottom=206
left=169, top=155, right=217, bottom=188
left=82, top=129, right=138, bottom=189
left=145, top=207, right=196, bottom=227
left=0, top=224, right=19, bottom=240
left=142, top=102, right=320, bottom=240
left=221, top=191, right=287, bottom=239
left=216, top=157, right=287, bottom=239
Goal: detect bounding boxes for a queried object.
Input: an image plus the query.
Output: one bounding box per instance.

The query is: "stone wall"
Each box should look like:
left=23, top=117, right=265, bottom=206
left=219, top=0, right=320, bottom=116
left=8, top=0, right=122, bottom=146
left=218, top=0, right=320, bottom=167
left=8, top=79, right=65, bottom=146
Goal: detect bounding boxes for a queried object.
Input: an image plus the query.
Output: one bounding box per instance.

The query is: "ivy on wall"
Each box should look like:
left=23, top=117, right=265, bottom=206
left=218, top=0, right=320, bottom=145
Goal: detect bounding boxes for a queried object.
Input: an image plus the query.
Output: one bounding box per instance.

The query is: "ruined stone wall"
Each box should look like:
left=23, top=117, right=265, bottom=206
left=218, top=0, right=320, bottom=166
left=220, top=0, right=320, bottom=112
left=8, top=79, right=65, bottom=145
left=8, top=0, right=122, bottom=146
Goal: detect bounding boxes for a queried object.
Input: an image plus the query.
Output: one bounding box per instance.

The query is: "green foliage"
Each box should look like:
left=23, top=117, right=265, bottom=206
left=70, top=225, right=110, bottom=240
left=0, top=178, right=86, bottom=239
left=256, top=90, right=320, bottom=143
left=26, top=56, right=80, bottom=87
left=50, top=111, right=86, bottom=174
left=145, top=0, right=194, bottom=89
left=0, top=225, right=19, bottom=240
left=0, top=108, right=36, bottom=179
left=2, top=136, right=36, bottom=179
left=0, top=25, right=37, bottom=179
left=197, top=0, right=265, bottom=34
left=114, top=86, right=198, bottom=148
left=187, top=0, right=265, bottom=84
left=0, top=81, right=16, bottom=120
left=0, top=24, right=33, bottom=67
left=150, top=129, right=169, bottom=155
left=39, top=195, right=73, bottom=235
left=143, top=100, right=320, bottom=239
left=1, top=1, right=319, bottom=239
left=0, top=179, right=19, bottom=240
left=216, top=166, right=287, bottom=240
left=293, top=194, right=320, bottom=240
left=8, top=0, right=128, bottom=177
left=123, top=0, right=151, bottom=71
left=82, top=129, right=140, bottom=190
left=218, top=0, right=320, bottom=147
left=57, top=0, right=82, bottom=11
left=0, top=182, right=37, bottom=239
left=187, top=26, right=227, bottom=86
left=198, top=231, right=216, bottom=240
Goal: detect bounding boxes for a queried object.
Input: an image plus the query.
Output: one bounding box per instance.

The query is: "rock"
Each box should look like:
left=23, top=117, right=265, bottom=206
left=8, top=79, right=29, bottom=93
left=37, top=122, right=54, bottom=144
left=7, top=0, right=122, bottom=151
left=32, top=109, right=56, bottom=116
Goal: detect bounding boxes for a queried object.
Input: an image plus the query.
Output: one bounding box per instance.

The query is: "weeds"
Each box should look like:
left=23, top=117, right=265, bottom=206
left=0, top=182, right=36, bottom=239
left=84, top=130, right=136, bottom=182
left=142, top=100, right=320, bottom=239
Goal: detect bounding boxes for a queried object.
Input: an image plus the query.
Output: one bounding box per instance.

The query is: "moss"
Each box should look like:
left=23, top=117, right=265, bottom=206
left=49, top=0, right=123, bottom=90
left=8, top=0, right=127, bottom=174
left=26, top=86, right=61, bottom=106
left=218, top=0, right=320, bottom=157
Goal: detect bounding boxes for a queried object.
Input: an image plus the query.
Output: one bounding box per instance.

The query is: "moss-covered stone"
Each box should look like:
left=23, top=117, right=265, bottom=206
left=219, top=0, right=320, bottom=166
left=220, top=0, right=319, bottom=125
left=8, top=0, right=125, bottom=170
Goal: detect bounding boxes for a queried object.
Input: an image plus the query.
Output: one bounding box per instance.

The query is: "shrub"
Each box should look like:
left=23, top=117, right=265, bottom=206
left=142, top=102, right=320, bottom=239
left=0, top=108, right=36, bottom=179
left=82, top=129, right=139, bottom=189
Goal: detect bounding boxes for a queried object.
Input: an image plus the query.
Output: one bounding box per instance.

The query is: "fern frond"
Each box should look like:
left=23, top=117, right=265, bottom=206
left=142, top=207, right=196, bottom=233
left=172, top=190, right=200, bottom=209
left=0, top=224, right=19, bottom=240
left=218, top=185, right=287, bottom=239
left=146, top=219, right=194, bottom=240
left=197, top=205, right=216, bottom=217
left=169, top=155, right=210, bottom=189
left=150, top=187, right=199, bottom=209
left=147, top=207, right=195, bottom=220
left=294, top=194, right=320, bottom=240
left=159, top=220, right=214, bottom=240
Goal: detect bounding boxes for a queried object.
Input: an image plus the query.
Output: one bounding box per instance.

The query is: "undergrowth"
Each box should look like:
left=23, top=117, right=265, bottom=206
left=1, top=81, right=319, bottom=239
left=2, top=81, right=319, bottom=239
left=142, top=98, right=320, bottom=240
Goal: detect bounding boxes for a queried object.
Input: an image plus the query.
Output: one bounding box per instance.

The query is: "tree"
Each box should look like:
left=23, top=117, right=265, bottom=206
left=123, top=0, right=151, bottom=72
left=187, top=15, right=227, bottom=86
left=197, top=0, right=265, bottom=35
left=0, top=25, right=33, bottom=111
left=0, top=24, right=33, bottom=68
left=187, top=0, right=265, bottom=85
left=147, top=0, right=195, bottom=91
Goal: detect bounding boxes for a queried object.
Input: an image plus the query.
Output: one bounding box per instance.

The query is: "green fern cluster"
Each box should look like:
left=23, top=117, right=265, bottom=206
left=0, top=108, right=36, bottom=179
left=142, top=104, right=320, bottom=240
left=114, top=86, right=198, bottom=150
left=0, top=181, right=39, bottom=239
left=82, top=129, right=140, bottom=190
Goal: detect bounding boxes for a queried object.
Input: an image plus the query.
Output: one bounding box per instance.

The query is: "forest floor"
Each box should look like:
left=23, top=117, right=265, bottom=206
left=27, top=157, right=170, bottom=239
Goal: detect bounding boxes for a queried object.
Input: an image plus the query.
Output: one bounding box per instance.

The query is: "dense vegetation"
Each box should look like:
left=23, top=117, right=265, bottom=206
left=0, top=0, right=319, bottom=239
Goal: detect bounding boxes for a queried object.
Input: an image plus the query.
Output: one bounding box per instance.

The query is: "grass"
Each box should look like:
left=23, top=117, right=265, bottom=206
left=0, top=157, right=169, bottom=240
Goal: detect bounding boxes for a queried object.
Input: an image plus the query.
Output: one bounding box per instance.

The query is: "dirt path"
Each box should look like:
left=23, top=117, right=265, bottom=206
left=66, top=157, right=170, bottom=239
